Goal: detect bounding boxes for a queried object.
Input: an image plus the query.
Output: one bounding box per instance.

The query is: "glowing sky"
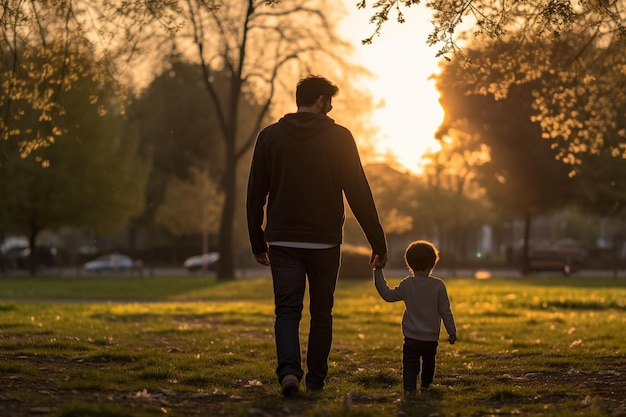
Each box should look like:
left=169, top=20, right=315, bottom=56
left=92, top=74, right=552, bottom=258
left=339, top=2, right=444, bottom=173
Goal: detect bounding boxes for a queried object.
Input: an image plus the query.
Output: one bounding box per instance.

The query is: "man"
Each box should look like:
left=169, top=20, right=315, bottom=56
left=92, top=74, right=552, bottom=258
left=247, top=75, right=387, bottom=396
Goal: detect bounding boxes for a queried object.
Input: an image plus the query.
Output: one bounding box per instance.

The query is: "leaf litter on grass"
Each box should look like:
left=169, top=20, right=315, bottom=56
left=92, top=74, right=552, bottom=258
left=2, top=277, right=626, bottom=416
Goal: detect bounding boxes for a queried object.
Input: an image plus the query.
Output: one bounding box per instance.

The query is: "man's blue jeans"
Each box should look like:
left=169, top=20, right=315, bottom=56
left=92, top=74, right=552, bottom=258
left=269, top=245, right=340, bottom=390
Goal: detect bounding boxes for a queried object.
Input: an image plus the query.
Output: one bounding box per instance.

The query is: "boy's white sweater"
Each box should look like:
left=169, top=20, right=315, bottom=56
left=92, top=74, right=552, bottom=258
left=374, top=269, right=456, bottom=342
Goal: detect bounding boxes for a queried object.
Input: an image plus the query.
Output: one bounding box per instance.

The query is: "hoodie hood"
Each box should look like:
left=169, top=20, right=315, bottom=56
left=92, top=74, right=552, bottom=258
left=278, top=112, right=335, bottom=140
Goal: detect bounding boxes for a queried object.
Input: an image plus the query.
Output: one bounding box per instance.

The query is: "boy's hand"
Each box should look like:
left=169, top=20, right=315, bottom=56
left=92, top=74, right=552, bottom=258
left=449, top=334, right=457, bottom=344
left=370, top=252, right=388, bottom=269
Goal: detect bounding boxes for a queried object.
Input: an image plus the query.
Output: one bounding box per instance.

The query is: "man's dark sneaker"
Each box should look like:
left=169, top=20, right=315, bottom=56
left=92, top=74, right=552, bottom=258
left=281, top=374, right=299, bottom=397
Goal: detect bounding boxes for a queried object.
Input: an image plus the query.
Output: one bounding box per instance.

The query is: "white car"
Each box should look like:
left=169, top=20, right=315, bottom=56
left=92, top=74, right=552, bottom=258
left=84, top=253, right=134, bottom=272
left=183, top=252, right=220, bottom=272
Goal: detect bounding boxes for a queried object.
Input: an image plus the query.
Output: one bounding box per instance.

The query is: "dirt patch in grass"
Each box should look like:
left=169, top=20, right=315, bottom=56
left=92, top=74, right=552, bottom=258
left=2, top=354, right=626, bottom=416
left=522, top=356, right=626, bottom=416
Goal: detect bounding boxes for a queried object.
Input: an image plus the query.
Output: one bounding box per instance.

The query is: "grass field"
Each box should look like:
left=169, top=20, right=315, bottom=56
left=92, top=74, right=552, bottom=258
left=1, top=273, right=625, bottom=416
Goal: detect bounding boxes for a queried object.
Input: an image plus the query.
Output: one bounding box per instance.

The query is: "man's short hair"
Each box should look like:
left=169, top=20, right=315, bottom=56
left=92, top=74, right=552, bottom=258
left=405, top=240, right=440, bottom=273
left=296, top=75, right=339, bottom=107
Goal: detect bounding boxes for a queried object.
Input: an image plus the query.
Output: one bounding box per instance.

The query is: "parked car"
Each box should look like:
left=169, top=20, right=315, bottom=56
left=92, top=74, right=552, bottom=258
left=522, top=246, right=586, bottom=275
left=184, top=252, right=220, bottom=272
left=84, top=253, right=134, bottom=272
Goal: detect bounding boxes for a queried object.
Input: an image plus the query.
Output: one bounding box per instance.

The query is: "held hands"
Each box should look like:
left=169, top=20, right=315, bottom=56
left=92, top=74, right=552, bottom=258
left=370, top=252, right=388, bottom=269
left=449, top=334, right=457, bottom=345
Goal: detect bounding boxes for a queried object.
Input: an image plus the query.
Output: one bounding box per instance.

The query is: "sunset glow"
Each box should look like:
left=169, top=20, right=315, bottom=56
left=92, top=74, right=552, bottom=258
left=339, top=3, right=444, bottom=174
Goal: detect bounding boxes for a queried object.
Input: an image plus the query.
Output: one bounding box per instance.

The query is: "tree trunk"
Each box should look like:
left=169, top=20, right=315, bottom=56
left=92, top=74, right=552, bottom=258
left=217, top=151, right=237, bottom=280
left=521, top=210, right=532, bottom=276
left=611, top=235, right=620, bottom=279
left=28, top=231, right=39, bottom=277
left=0, top=229, right=6, bottom=274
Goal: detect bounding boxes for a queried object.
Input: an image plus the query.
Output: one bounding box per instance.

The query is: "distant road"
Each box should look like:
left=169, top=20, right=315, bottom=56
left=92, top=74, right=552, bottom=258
left=2, top=267, right=623, bottom=279
left=230, top=267, right=622, bottom=279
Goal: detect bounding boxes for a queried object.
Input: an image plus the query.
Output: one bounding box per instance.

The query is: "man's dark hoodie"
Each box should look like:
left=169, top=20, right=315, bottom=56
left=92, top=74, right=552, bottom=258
left=247, top=112, right=387, bottom=256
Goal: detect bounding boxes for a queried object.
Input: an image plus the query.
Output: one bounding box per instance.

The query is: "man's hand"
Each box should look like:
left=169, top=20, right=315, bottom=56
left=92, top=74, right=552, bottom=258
left=370, top=252, right=388, bottom=269
left=254, top=252, right=270, bottom=266
left=449, top=334, right=457, bottom=345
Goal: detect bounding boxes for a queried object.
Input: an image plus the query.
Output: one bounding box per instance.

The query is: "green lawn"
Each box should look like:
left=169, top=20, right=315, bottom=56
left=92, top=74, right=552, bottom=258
left=1, top=274, right=625, bottom=416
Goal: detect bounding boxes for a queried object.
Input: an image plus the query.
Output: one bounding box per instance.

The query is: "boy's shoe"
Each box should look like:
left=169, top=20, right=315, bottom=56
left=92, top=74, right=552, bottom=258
left=281, top=374, right=299, bottom=397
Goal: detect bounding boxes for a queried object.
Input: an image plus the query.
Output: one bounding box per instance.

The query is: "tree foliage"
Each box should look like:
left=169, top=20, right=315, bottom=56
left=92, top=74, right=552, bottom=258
left=358, top=0, right=625, bottom=57
left=435, top=56, right=583, bottom=263
left=454, top=35, right=626, bottom=166
left=0, top=1, right=153, bottom=152
left=125, top=58, right=228, bottom=248
left=1, top=1, right=377, bottom=278
left=0, top=46, right=148, bottom=274
left=435, top=33, right=626, bottom=215
left=573, top=149, right=626, bottom=263
left=360, top=162, right=490, bottom=263
left=155, top=167, right=223, bottom=238
left=357, top=1, right=626, bottom=164
left=364, top=164, right=418, bottom=236
left=150, top=0, right=363, bottom=279
left=419, top=141, right=491, bottom=261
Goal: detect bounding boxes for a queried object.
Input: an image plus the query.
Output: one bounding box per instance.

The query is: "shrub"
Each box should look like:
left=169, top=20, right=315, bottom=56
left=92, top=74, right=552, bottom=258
left=339, top=245, right=372, bottom=280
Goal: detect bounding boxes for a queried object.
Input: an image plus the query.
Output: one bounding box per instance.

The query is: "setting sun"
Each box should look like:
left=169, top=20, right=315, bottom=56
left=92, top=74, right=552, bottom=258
left=339, top=2, right=444, bottom=174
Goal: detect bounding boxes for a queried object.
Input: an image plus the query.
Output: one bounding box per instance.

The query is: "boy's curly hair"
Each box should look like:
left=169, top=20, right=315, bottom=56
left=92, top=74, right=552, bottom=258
left=404, top=240, right=439, bottom=274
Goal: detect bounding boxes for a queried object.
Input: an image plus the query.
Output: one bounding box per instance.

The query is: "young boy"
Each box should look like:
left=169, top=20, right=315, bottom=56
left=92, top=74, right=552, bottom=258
left=373, top=240, right=457, bottom=395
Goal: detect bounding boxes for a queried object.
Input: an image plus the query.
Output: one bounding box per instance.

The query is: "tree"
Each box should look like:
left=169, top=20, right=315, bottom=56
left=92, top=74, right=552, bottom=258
left=419, top=133, right=492, bottom=267
left=125, top=58, right=228, bottom=254
left=343, top=163, right=424, bottom=268
left=0, top=45, right=148, bottom=275
left=151, top=0, right=364, bottom=279
left=364, top=164, right=418, bottom=235
left=356, top=1, right=626, bottom=165
left=0, top=1, right=147, bottom=152
left=155, top=167, right=223, bottom=256
left=435, top=57, right=578, bottom=270
left=453, top=35, right=626, bottom=168
left=359, top=161, right=491, bottom=268
left=573, top=149, right=626, bottom=276
left=2, top=1, right=378, bottom=278
left=358, top=0, right=625, bottom=58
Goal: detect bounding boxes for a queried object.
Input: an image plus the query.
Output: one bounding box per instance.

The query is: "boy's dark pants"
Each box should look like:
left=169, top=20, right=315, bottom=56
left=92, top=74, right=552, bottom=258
left=403, top=337, right=439, bottom=391
left=269, top=245, right=340, bottom=391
